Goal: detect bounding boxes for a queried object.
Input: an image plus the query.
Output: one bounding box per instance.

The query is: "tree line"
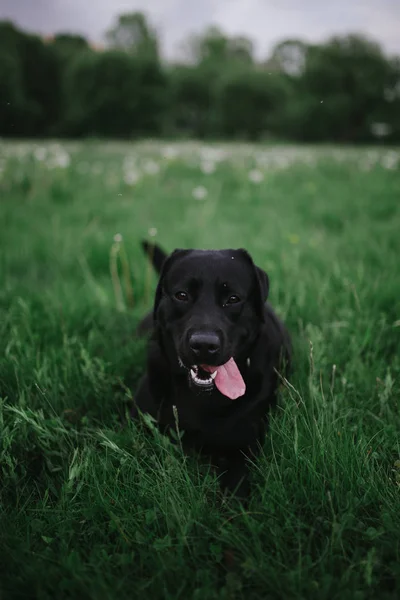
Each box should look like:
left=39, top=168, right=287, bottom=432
left=1, top=13, right=399, bottom=142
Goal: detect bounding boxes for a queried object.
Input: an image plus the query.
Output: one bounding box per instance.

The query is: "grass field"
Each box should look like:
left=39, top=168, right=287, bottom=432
left=1, top=140, right=400, bottom=599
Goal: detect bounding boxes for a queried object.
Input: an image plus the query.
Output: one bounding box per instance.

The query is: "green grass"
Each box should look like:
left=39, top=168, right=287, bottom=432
left=1, top=140, right=400, bottom=599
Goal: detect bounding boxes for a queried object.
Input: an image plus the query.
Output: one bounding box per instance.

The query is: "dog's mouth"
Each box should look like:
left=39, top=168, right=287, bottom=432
left=179, top=357, right=246, bottom=400
left=189, top=365, right=217, bottom=388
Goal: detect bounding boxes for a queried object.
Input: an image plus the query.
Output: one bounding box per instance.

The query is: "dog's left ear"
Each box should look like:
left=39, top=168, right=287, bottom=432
left=238, top=249, right=269, bottom=321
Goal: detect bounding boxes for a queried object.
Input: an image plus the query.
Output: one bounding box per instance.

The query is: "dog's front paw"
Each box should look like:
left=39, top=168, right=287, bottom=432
left=217, top=454, right=251, bottom=501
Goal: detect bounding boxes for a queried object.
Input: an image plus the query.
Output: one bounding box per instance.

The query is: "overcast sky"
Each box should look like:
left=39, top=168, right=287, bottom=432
left=1, top=0, right=400, bottom=60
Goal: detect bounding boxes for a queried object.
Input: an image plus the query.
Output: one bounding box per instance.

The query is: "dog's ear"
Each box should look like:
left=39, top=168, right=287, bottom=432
left=238, top=249, right=269, bottom=321
left=153, top=249, right=189, bottom=321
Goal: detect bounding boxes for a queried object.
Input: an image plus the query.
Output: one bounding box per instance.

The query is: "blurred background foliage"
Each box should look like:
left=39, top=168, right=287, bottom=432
left=0, top=12, right=399, bottom=142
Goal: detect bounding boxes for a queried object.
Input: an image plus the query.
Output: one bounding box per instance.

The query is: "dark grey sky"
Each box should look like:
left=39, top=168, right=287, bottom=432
left=1, top=0, right=400, bottom=59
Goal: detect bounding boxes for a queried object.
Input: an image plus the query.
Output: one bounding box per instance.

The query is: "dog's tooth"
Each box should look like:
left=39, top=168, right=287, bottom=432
left=246, top=358, right=251, bottom=367
left=190, top=368, right=197, bottom=379
left=194, top=375, right=212, bottom=386
left=210, top=371, right=217, bottom=379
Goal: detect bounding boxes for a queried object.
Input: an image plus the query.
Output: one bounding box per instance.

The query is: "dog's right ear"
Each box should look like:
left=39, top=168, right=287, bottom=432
left=153, top=249, right=189, bottom=321
left=236, top=249, right=269, bottom=321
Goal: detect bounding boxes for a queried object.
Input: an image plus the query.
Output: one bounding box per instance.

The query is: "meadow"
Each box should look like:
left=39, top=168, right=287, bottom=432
left=1, top=139, right=400, bottom=599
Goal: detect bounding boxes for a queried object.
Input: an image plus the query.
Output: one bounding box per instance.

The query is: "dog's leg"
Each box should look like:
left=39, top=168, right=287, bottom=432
left=215, top=447, right=257, bottom=500
left=131, top=374, right=162, bottom=421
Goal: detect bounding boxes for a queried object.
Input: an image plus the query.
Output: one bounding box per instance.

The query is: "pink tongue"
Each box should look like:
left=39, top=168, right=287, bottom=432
left=201, top=358, right=246, bottom=400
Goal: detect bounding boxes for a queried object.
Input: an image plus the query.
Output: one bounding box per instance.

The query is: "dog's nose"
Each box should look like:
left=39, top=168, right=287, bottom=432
left=189, top=332, right=221, bottom=360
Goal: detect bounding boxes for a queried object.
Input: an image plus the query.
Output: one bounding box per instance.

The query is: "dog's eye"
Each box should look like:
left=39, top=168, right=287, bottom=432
left=226, top=295, right=241, bottom=305
left=175, top=291, right=189, bottom=302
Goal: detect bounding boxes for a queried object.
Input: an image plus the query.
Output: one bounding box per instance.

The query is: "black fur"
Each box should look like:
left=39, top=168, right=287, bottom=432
left=132, top=241, right=291, bottom=499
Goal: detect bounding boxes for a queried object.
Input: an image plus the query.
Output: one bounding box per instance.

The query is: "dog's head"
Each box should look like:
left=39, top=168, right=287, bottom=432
left=153, top=248, right=269, bottom=399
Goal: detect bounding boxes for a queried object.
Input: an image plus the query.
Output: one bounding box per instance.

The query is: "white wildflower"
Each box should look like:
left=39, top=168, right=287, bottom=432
left=381, top=152, right=398, bottom=170
left=34, top=147, right=47, bottom=161
left=248, top=169, right=263, bottom=183
left=370, top=122, right=391, bottom=138
left=201, top=161, right=215, bottom=174
left=143, top=160, right=160, bottom=175
left=274, top=156, right=291, bottom=170
left=123, top=157, right=136, bottom=170
left=124, top=170, right=140, bottom=185
left=192, top=186, right=208, bottom=200
left=200, top=146, right=226, bottom=163
left=162, top=146, right=178, bottom=160
left=52, top=150, right=70, bottom=169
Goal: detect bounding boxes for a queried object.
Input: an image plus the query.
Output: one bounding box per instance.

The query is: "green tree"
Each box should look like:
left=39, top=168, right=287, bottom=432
left=296, top=35, right=393, bottom=141
left=0, top=21, right=62, bottom=136
left=0, top=23, right=24, bottom=135
left=19, top=34, right=62, bottom=135
left=52, top=34, right=89, bottom=61
left=0, top=51, right=25, bottom=135
left=64, top=50, right=166, bottom=137
left=267, top=39, right=308, bottom=75
left=167, top=65, right=216, bottom=137
left=173, top=27, right=255, bottom=137
left=217, top=70, right=289, bottom=140
left=381, top=57, right=400, bottom=141
left=106, top=12, right=158, bottom=59
left=185, top=26, right=253, bottom=68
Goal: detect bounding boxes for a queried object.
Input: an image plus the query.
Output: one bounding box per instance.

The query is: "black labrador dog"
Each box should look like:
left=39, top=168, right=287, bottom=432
left=132, top=241, right=291, bottom=498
